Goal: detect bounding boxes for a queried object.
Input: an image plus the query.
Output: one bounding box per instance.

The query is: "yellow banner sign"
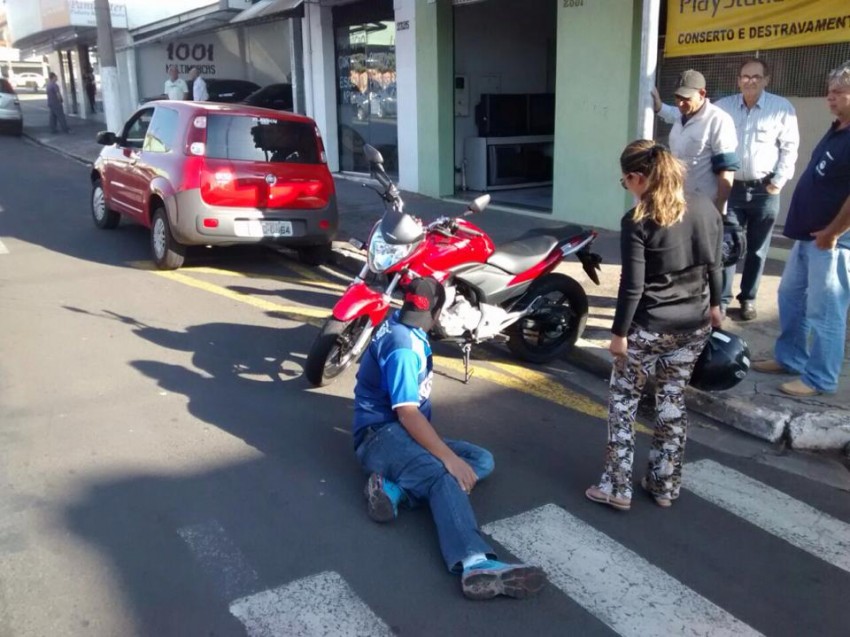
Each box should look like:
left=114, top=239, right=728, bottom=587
left=666, top=0, right=850, bottom=58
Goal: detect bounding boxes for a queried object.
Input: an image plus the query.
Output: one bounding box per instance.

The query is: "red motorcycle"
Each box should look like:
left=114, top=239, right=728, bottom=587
left=304, top=145, right=601, bottom=386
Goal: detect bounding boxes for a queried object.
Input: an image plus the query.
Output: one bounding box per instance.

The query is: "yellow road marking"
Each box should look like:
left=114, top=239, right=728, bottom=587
left=148, top=263, right=646, bottom=431
left=152, top=270, right=330, bottom=325
left=179, top=265, right=349, bottom=293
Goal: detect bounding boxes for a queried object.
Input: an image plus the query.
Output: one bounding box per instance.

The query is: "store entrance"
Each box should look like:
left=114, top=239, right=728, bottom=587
left=334, top=0, right=397, bottom=176
left=454, top=0, right=557, bottom=212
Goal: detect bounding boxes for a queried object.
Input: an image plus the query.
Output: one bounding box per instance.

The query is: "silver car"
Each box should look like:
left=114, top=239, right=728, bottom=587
left=0, top=78, right=23, bottom=136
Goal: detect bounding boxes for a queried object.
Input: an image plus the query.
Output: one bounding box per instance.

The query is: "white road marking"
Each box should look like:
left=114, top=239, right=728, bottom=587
left=230, top=571, right=393, bottom=637
left=0, top=239, right=8, bottom=254
left=684, top=459, right=850, bottom=574
left=177, top=520, right=259, bottom=600
left=483, top=504, right=762, bottom=637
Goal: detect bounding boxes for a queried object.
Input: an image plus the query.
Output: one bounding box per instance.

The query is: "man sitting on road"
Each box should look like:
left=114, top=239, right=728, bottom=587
left=352, top=277, right=547, bottom=600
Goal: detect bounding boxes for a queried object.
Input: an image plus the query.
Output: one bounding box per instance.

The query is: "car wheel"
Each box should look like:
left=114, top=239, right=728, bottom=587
left=298, top=242, right=332, bottom=266
left=91, top=178, right=120, bottom=229
left=151, top=207, right=186, bottom=270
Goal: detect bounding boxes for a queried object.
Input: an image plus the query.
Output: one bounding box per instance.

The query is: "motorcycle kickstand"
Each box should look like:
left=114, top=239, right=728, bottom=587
left=461, top=343, right=474, bottom=384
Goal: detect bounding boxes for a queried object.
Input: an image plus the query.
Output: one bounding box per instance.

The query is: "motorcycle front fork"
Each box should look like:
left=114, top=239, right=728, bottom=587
left=348, top=271, right=402, bottom=358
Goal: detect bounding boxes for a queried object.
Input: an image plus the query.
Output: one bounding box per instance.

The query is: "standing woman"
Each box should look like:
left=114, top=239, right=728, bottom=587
left=586, top=140, right=723, bottom=511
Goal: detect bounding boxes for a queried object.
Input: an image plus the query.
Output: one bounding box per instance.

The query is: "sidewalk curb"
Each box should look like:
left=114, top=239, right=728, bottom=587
left=788, top=411, right=850, bottom=451
left=329, top=243, right=800, bottom=446
left=22, top=130, right=92, bottom=167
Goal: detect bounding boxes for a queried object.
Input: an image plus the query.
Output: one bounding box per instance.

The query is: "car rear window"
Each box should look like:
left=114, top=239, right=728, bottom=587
left=0, top=79, right=14, bottom=94
left=205, top=115, right=320, bottom=164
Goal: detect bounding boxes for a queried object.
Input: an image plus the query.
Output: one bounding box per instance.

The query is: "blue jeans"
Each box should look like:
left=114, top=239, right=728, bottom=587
left=722, top=182, right=781, bottom=306
left=355, top=422, right=495, bottom=572
left=775, top=240, right=850, bottom=392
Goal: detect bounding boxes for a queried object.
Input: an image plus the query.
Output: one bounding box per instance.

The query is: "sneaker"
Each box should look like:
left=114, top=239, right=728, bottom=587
left=363, top=473, right=403, bottom=523
left=461, top=559, right=547, bottom=600
left=740, top=301, right=757, bottom=321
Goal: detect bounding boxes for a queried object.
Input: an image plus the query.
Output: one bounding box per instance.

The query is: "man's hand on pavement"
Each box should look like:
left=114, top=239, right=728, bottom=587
left=444, top=455, right=478, bottom=494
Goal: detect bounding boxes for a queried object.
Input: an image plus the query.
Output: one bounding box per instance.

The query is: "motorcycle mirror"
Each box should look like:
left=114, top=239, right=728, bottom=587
left=364, top=144, right=385, bottom=166
left=467, top=194, right=491, bottom=215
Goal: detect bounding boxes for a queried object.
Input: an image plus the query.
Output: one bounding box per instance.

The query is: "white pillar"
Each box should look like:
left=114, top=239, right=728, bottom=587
left=304, top=3, right=339, bottom=173
left=637, top=0, right=661, bottom=141
left=394, top=0, right=418, bottom=193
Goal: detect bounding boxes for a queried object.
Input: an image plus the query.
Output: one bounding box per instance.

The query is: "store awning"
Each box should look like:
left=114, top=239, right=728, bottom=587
left=230, top=0, right=304, bottom=26
left=12, top=26, right=98, bottom=55
left=131, top=8, right=241, bottom=47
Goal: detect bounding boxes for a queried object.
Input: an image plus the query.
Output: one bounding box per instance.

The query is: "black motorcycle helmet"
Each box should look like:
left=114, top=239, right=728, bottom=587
left=721, top=220, right=746, bottom=268
left=689, top=328, right=751, bottom=391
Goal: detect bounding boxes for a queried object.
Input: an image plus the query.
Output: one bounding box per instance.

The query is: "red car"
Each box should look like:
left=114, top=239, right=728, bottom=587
left=91, top=101, right=338, bottom=269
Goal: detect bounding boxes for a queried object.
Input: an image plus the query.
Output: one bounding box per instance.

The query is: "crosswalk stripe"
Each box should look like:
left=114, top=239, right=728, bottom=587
left=177, top=521, right=259, bottom=600
left=229, top=571, right=394, bottom=637
left=684, top=459, right=850, bottom=574
left=483, top=504, right=762, bottom=637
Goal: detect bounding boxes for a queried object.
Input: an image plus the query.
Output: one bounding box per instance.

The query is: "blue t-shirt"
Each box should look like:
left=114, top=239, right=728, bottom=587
left=784, top=122, right=850, bottom=249
left=353, top=312, right=433, bottom=438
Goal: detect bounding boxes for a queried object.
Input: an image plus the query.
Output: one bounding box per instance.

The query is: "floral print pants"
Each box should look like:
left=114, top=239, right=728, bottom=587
left=598, top=325, right=711, bottom=501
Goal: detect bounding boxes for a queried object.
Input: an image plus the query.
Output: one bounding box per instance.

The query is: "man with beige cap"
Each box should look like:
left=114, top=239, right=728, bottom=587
left=653, top=69, right=740, bottom=217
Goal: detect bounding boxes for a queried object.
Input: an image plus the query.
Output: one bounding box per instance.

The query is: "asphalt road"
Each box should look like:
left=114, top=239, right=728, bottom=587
left=1, top=135, right=848, bottom=637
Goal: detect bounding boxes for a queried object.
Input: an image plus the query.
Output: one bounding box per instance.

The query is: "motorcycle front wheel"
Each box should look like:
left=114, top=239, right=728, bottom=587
left=305, top=316, right=373, bottom=386
left=507, top=273, right=588, bottom=364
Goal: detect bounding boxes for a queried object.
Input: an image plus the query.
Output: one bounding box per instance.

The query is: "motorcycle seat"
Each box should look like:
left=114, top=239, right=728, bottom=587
left=487, top=235, right=559, bottom=274
left=523, top=224, right=586, bottom=242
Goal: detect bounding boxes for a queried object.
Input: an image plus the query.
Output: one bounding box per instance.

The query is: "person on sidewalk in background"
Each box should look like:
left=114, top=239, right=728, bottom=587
left=188, top=66, right=208, bottom=102
left=586, top=141, right=723, bottom=512
left=652, top=70, right=741, bottom=217
left=83, top=66, right=97, bottom=113
left=714, top=58, right=800, bottom=321
left=163, top=65, right=188, bottom=101
left=752, top=61, right=850, bottom=398
left=46, top=72, right=70, bottom=134
left=353, top=277, right=546, bottom=600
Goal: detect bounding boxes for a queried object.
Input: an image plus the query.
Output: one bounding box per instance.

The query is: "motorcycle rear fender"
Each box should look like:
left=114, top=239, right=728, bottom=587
left=332, top=282, right=391, bottom=326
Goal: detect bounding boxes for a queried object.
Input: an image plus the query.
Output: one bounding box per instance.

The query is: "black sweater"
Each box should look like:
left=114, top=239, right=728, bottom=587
left=612, top=194, right=723, bottom=337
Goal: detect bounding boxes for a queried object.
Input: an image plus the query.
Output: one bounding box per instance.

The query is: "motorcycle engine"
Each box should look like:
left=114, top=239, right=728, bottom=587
left=436, top=285, right=511, bottom=341
left=436, top=285, right=482, bottom=337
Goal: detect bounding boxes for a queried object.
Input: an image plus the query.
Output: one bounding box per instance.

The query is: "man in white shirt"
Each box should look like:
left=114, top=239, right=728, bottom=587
left=714, top=58, right=800, bottom=320
left=163, top=65, right=188, bottom=101
left=653, top=70, right=741, bottom=215
left=188, top=67, right=208, bottom=102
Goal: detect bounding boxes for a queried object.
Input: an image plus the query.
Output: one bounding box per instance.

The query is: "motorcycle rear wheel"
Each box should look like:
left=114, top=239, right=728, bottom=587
left=305, top=316, right=372, bottom=386
left=507, top=273, right=588, bottom=364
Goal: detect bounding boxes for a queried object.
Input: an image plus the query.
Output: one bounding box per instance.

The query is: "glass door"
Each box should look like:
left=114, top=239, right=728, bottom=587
left=335, top=18, right=397, bottom=175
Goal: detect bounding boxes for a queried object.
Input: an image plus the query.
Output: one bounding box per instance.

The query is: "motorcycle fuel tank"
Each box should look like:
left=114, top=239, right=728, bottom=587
left=418, top=219, right=495, bottom=274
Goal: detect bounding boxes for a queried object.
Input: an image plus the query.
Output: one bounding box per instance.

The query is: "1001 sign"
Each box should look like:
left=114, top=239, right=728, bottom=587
left=166, top=43, right=214, bottom=62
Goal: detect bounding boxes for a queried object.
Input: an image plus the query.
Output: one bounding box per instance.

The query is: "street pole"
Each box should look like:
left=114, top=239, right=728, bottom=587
left=95, top=0, right=121, bottom=132
left=637, top=0, right=661, bottom=141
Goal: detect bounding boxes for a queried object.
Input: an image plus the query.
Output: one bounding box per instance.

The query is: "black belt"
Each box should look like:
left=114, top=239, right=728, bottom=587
left=734, top=173, right=774, bottom=188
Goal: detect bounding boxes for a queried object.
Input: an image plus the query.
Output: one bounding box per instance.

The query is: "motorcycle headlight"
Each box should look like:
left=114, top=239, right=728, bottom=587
left=367, top=230, right=415, bottom=273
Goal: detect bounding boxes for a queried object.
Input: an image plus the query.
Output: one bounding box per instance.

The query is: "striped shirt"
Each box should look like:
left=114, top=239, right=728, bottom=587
left=714, top=91, right=799, bottom=189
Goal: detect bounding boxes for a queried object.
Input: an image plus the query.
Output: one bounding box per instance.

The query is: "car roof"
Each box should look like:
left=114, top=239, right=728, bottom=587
left=140, top=100, right=316, bottom=125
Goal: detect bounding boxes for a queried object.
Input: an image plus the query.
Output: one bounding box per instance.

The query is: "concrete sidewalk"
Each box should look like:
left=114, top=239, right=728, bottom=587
left=18, top=97, right=850, bottom=451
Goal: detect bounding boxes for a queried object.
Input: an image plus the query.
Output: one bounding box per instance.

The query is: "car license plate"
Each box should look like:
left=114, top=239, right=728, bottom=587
left=260, top=220, right=293, bottom=237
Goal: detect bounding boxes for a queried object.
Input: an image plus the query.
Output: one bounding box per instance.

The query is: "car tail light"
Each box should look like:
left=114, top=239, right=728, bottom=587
left=185, top=115, right=207, bottom=157
left=202, top=218, right=219, bottom=228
